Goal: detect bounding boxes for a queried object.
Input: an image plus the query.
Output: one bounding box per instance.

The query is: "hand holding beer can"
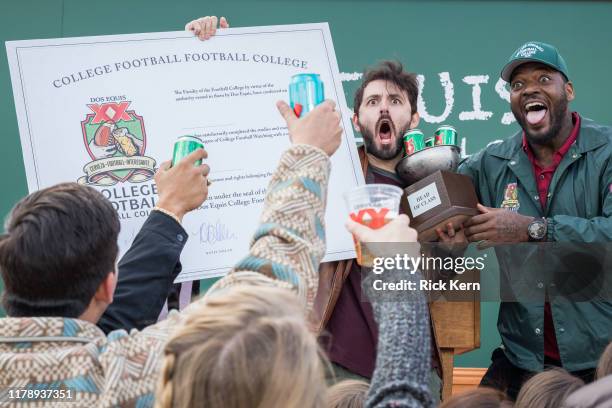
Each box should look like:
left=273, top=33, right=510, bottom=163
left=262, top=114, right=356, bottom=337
left=289, top=73, right=324, bottom=117
left=171, top=135, right=210, bottom=185
left=344, top=184, right=403, bottom=266
left=172, top=136, right=204, bottom=167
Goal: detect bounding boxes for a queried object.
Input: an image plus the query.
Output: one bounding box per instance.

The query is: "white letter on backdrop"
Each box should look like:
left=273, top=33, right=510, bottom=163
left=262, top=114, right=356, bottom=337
left=417, top=72, right=454, bottom=124
left=459, top=75, right=493, bottom=121
left=494, top=78, right=516, bottom=125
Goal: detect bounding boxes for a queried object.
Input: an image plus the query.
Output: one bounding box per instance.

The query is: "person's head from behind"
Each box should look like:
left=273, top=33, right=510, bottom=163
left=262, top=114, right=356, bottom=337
left=156, top=285, right=327, bottom=408
left=352, top=60, right=420, bottom=161
left=0, top=183, right=119, bottom=322
left=515, top=368, right=584, bottom=408
left=440, top=387, right=509, bottom=408
left=596, top=341, right=612, bottom=379
left=326, top=379, right=369, bottom=408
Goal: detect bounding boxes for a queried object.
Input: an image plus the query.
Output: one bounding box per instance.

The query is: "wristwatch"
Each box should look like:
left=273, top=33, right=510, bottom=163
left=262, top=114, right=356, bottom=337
left=527, top=218, right=547, bottom=241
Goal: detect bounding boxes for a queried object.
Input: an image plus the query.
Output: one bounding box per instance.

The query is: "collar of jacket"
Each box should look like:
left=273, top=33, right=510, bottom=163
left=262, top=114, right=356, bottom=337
left=357, top=145, right=369, bottom=176
left=0, top=317, right=106, bottom=344
left=485, top=116, right=608, bottom=161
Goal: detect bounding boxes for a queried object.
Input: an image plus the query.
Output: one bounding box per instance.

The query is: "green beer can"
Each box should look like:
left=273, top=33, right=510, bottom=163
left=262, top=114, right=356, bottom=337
left=172, top=135, right=204, bottom=166
left=425, top=137, right=435, bottom=148
left=434, top=125, right=458, bottom=146
left=403, top=129, right=426, bottom=155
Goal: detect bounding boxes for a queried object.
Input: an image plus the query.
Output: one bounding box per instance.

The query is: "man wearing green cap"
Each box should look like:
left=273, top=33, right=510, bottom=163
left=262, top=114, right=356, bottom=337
left=452, top=41, right=612, bottom=399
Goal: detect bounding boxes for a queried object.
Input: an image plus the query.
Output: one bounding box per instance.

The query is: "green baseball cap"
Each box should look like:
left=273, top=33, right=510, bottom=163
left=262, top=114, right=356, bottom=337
left=501, top=41, right=570, bottom=82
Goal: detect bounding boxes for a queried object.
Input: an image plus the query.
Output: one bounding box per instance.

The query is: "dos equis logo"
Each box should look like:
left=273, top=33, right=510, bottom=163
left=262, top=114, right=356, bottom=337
left=78, top=100, right=156, bottom=186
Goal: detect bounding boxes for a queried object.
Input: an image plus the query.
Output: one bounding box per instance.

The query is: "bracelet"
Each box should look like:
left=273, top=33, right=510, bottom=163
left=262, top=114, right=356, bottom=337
left=152, top=206, right=182, bottom=225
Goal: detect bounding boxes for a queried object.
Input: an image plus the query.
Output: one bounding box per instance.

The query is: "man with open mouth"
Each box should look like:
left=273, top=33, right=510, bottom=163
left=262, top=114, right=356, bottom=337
left=312, top=61, right=449, bottom=404
left=454, top=41, right=612, bottom=400
left=350, top=63, right=419, bottom=171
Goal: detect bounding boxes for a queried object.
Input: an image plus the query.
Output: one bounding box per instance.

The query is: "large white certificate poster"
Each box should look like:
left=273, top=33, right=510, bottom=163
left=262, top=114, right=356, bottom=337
left=6, top=23, right=364, bottom=282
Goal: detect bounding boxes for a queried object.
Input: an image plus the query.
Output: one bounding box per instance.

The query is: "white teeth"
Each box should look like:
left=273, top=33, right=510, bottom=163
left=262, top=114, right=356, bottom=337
left=525, top=102, right=546, bottom=111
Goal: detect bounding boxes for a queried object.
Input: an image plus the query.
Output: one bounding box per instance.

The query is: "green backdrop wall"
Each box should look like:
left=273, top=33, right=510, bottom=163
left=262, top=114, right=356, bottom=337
left=1, top=0, right=611, bottom=368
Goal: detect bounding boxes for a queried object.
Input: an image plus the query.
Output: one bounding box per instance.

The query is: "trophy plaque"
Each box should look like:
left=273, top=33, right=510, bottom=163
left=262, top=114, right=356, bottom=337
left=396, top=145, right=479, bottom=242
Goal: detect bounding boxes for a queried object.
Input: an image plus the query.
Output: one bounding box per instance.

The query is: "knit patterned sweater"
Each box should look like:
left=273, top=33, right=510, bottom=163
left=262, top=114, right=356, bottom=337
left=364, top=266, right=434, bottom=408
left=0, top=144, right=330, bottom=408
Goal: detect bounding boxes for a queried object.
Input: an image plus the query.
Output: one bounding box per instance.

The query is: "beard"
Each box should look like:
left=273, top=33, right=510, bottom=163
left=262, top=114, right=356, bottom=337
left=360, top=115, right=410, bottom=160
left=515, top=91, right=569, bottom=146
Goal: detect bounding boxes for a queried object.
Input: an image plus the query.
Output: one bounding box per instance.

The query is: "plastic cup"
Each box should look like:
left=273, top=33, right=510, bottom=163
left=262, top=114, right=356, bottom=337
left=344, top=184, right=404, bottom=265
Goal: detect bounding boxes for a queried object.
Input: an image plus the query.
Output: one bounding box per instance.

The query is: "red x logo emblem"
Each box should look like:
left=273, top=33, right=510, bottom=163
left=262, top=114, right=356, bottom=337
left=88, top=102, right=132, bottom=124
left=349, top=208, right=390, bottom=229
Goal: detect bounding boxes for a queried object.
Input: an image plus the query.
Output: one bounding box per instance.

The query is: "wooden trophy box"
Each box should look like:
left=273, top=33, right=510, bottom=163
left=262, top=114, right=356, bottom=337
left=401, top=170, right=479, bottom=242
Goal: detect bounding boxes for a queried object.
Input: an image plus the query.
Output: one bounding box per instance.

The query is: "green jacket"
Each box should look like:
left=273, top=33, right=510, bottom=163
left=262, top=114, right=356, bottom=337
left=459, top=116, right=612, bottom=372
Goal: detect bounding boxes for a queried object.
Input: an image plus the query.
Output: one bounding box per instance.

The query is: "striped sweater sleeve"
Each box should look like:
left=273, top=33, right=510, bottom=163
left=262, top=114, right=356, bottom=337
left=208, top=144, right=331, bottom=312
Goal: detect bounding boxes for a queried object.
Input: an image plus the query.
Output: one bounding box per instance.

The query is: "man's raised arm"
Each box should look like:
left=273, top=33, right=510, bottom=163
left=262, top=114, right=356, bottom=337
left=98, top=149, right=210, bottom=333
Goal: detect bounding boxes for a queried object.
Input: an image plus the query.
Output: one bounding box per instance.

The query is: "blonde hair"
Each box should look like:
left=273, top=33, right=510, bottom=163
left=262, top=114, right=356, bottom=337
left=440, top=387, right=507, bottom=408
left=155, top=285, right=327, bottom=408
left=596, top=341, right=612, bottom=379
left=515, top=368, right=584, bottom=408
left=326, top=379, right=369, bottom=408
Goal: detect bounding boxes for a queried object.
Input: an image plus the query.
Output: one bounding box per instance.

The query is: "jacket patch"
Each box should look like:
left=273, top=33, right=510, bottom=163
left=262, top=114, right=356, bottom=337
left=501, top=182, right=520, bottom=212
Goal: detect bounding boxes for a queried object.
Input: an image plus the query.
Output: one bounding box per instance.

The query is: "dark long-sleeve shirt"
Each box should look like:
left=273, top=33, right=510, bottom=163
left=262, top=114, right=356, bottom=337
left=98, top=210, right=187, bottom=334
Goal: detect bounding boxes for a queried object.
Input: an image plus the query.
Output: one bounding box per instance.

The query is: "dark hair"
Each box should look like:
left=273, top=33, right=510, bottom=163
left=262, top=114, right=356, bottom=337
left=440, top=387, right=508, bottom=408
left=515, top=368, right=584, bottom=408
left=353, top=60, right=419, bottom=116
left=0, top=182, right=120, bottom=317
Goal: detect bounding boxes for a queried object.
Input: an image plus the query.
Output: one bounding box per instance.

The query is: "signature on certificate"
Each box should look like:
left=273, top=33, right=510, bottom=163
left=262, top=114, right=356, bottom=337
left=198, top=220, right=237, bottom=245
